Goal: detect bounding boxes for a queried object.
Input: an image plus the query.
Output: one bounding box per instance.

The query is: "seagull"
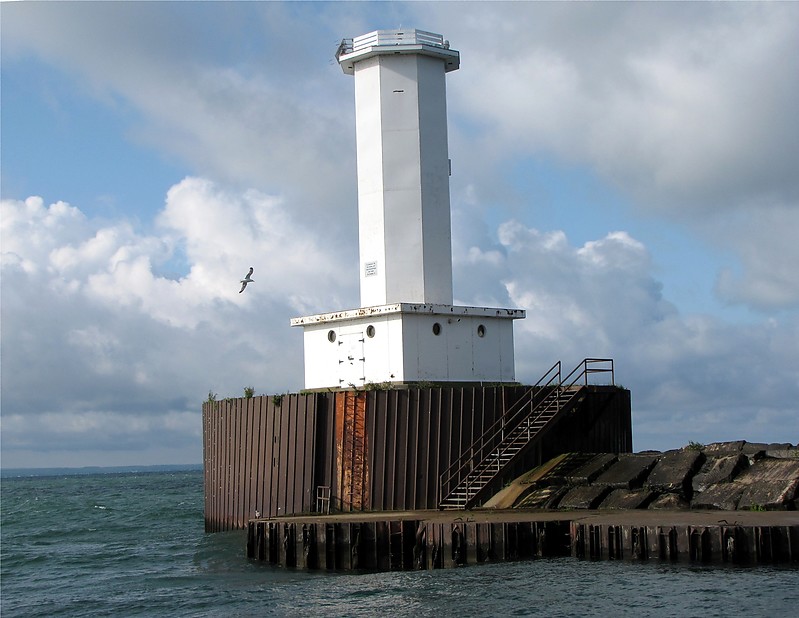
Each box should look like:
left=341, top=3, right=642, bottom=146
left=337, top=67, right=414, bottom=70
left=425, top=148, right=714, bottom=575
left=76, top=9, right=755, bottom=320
left=239, top=267, right=254, bottom=293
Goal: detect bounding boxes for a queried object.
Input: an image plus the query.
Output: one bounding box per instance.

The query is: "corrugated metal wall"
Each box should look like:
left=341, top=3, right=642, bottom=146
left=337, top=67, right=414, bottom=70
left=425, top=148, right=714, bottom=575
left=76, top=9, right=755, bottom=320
left=203, top=394, right=320, bottom=532
left=203, top=386, right=632, bottom=532
left=362, top=386, right=515, bottom=511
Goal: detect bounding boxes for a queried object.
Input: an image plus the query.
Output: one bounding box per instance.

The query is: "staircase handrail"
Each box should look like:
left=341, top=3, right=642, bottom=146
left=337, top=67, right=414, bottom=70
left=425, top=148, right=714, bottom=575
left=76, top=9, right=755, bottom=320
left=438, top=361, right=561, bottom=503
left=438, top=358, right=615, bottom=507
left=561, top=358, right=615, bottom=388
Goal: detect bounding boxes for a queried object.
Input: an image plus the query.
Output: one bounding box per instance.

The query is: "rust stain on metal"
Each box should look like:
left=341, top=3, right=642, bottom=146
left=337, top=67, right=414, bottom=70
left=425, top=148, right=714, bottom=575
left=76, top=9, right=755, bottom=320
left=336, top=392, right=369, bottom=511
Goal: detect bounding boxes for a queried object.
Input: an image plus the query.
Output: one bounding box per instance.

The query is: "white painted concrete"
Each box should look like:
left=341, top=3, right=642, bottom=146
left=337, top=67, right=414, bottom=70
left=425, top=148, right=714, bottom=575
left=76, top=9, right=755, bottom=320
left=291, top=30, right=526, bottom=390
left=291, top=304, right=525, bottom=390
left=347, top=35, right=455, bottom=306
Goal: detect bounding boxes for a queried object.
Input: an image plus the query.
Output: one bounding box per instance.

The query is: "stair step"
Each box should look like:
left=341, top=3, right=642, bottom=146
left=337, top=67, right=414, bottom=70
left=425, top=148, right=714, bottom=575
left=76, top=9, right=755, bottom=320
left=439, top=384, right=587, bottom=508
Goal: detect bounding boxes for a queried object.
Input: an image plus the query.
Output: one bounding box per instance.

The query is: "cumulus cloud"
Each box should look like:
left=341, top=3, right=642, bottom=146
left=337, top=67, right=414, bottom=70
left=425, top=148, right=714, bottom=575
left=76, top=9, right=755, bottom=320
left=7, top=2, right=797, bottom=311
left=3, top=184, right=798, bottom=466
left=419, top=2, right=799, bottom=310
left=459, top=220, right=799, bottom=449
left=3, top=3, right=797, bottom=467
left=0, top=181, right=356, bottom=466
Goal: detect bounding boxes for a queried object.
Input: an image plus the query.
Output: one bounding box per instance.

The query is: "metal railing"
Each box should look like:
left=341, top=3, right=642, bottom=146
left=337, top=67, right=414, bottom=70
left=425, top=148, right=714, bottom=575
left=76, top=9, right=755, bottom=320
left=316, top=485, right=331, bottom=514
left=438, top=358, right=615, bottom=508
left=337, top=29, right=447, bottom=59
left=563, top=357, right=615, bottom=387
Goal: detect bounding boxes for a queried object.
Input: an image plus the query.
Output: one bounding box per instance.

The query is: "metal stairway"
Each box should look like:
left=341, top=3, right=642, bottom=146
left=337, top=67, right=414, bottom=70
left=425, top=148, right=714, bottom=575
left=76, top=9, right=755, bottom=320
left=438, top=358, right=614, bottom=510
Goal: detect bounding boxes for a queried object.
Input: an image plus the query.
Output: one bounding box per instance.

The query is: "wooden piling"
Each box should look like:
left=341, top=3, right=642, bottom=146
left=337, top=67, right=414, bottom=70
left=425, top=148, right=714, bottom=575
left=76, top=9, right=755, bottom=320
left=246, top=510, right=799, bottom=571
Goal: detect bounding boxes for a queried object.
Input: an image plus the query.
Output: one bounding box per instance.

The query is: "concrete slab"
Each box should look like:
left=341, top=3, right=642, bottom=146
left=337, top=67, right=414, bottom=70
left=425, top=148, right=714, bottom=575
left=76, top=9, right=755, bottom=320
left=645, top=449, right=704, bottom=497
left=766, top=447, right=799, bottom=459
left=692, top=454, right=749, bottom=494
left=703, top=441, right=746, bottom=455
left=739, top=479, right=799, bottom=511
left=559, top=485, right=612, bottom=509
left=594, top=454, right=659, bottom=490
left=691, top=483, right=745, bottom=510
left=744, top=458, right=799, bottom=481
left=741, top=442, right=769, bottom=461
left=734, top=459, right=799, bottom=510
left=254, top=507, right=799, bottom=527
left=599, top=488, right=658, bottom=510
left=515, top=486, right=568, bottom=509
left=648, top=493, right=690, bottom=510
left=565, top=453, right=618, bottom=485
left=483, top=454, right=570, bottom=509
left=541, top=452, right=602, bottom=486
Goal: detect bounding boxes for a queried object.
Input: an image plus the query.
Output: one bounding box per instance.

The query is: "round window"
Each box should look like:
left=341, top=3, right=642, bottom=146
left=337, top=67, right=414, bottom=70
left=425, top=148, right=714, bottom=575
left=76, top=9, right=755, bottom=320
left=432, top=322, right=441, bottom=336
left=366, top=325, right=376, bottom=338
left=477, top=324, right=486, bottom=338
left=327, top=330, right=336, bottom=343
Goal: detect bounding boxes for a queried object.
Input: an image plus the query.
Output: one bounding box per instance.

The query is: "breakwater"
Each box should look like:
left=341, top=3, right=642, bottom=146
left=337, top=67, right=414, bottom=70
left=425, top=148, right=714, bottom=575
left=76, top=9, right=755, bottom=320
left=484, top=441, right=799, bottom=512
left=246, top=510, right=798, bottom=569
left=245, top=441, right=799, bottom=569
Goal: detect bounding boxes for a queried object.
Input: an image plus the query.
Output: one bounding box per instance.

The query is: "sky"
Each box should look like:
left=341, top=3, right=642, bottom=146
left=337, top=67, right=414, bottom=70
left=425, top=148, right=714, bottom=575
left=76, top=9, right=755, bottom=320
left=2, top=1, right=798, bottom=468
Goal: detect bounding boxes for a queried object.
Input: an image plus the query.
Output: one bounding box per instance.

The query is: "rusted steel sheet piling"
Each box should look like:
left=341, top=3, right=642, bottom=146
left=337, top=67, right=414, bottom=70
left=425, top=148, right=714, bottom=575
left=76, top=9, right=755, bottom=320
left=246, top=511, right=798, bottom=570
left=204, top=386, right=631, bottom=531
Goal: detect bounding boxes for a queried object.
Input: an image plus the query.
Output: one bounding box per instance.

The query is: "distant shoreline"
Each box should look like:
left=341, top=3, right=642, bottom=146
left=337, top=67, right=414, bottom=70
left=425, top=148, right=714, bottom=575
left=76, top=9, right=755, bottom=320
left=1, top=463, right=202, bottom=478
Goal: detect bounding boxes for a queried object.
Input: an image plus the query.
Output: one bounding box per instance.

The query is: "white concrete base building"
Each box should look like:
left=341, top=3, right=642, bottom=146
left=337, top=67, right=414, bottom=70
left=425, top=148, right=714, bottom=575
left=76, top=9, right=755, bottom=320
left=291, top=304, right=523, bottom=390
left=292, top=29, right=525, bottom=390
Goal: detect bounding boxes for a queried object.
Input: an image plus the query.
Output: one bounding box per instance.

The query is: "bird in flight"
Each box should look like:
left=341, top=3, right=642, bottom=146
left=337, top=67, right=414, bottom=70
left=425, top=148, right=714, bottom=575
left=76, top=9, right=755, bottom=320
left=239, top=267, right=254, bottom=293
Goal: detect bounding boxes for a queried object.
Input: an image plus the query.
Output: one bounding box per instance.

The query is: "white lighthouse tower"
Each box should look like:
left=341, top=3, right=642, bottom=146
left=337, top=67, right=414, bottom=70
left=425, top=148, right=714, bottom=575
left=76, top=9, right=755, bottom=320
left=291, top=29, right=525, bottom=390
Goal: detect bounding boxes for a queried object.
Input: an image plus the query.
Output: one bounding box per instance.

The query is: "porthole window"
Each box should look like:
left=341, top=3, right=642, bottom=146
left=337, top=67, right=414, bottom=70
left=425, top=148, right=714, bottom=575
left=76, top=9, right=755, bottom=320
left=327, top=330, right=336, bottom=343
left=477, top=324, right=486, bottom=338
left=366, top=325, right=376, bottom=338
left=432, top=322, right=442, bottom=336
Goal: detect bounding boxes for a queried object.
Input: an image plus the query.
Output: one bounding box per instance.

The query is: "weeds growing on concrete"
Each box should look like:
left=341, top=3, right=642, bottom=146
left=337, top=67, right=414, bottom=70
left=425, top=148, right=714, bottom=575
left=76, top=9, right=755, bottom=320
left=364, top=381, right=394, bottom=391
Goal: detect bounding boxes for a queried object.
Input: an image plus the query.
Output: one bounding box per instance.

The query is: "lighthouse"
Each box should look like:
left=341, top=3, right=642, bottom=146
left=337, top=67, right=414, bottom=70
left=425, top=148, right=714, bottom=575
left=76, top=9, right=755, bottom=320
left=206, top=35, right=630, bottom=535
left=291, top=29, right=525, bottom=390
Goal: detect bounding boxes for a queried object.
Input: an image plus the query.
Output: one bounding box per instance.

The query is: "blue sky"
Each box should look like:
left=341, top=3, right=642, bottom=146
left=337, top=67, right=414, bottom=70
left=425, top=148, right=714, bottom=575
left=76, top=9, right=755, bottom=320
left=2, top=2, right=798, bottom=467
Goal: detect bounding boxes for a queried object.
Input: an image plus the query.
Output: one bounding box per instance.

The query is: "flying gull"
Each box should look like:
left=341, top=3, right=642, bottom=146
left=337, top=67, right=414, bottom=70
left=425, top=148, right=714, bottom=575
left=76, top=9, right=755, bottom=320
left=239, top=267, right=254, bottom=293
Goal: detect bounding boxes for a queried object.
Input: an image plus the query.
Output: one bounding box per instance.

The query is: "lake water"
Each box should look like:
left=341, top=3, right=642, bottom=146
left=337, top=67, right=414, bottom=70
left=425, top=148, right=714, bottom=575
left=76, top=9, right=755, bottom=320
left=2, top=468, right=797, bottom=617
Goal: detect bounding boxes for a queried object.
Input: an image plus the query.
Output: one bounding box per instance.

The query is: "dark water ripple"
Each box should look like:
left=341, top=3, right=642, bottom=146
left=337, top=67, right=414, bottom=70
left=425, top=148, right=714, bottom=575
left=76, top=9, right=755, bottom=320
left=2, top=470, right=797, bottom=617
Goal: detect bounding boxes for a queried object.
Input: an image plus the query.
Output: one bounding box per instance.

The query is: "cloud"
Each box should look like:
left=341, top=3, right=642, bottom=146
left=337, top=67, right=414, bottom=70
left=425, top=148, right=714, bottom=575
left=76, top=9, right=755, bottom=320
left=486, top=221, right=674, bottom=365
left=464, top=219, right=799, bottom=449
left=3, top=3, right=797, bottom=467
left=3, top=184, right=798, bottom=467
left=6, top=2, right=797, bottom=312
left=2, top=1, right=359, bottom=235
left=1, top=181, right=357, bottom=466
left=712, top=203, right=799, bottom=311
left=420, top=2, right=799, bottom=311
left=434, top=3, right=799, bottom=211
